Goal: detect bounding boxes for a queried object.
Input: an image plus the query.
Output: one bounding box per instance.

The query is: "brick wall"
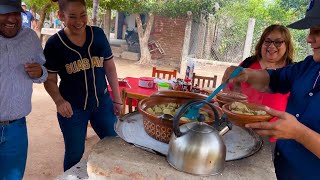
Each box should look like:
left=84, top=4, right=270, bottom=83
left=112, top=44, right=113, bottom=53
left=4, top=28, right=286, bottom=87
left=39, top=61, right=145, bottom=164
left=150, top=16, right=187, bottom=68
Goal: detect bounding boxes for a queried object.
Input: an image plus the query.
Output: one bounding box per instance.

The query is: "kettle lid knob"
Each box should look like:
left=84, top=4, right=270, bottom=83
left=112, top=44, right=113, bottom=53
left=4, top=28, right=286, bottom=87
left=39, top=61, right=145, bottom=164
left=198, top=114, right=205, bottom=122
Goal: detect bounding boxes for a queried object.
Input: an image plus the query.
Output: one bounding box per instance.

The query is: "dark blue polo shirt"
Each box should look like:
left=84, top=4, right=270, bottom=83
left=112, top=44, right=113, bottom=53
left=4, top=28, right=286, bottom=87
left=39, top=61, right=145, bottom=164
left=44, top=26, right=113, bottom=109
left=267, top=55, right=320, bottom=180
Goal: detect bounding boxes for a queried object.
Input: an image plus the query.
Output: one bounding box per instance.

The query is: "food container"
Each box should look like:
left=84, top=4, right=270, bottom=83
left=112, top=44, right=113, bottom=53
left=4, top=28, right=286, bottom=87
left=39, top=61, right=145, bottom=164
left=173, top=78, right=184, bottom=91
left=138, top=91, right=221, bottom=143
left=138, top=77, right=154, bottom=89
left=215, top=91, right=248, bottom=107
left=183, top=78, right=192, bottom=92
left=158, top=82, right=170, bottom=91
left=118, top=78, right=128, bottom=86
left=222, top=102, right=273, bottom=127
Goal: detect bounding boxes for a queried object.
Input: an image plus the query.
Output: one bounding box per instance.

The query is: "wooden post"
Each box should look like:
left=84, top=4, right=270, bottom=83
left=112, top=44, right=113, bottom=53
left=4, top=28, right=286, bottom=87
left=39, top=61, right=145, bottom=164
left=114, top=12, right=119, bottom=39
left=242, top=18, right=255, bottom=60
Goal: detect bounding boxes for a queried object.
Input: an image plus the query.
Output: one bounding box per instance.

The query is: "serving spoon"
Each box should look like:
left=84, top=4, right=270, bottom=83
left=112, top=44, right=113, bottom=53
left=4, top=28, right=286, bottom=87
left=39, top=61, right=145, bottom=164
left=184, top=66, right=244, bottom=120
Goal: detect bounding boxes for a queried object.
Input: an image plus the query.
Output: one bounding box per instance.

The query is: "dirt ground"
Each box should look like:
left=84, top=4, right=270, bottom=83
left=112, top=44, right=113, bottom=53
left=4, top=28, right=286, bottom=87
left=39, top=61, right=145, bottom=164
left=24, top=57, right=228, bottom=180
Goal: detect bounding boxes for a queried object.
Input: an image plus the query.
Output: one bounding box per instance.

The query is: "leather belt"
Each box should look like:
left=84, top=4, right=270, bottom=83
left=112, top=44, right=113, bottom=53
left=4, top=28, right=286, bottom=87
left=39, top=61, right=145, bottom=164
left=0, top=120, right=16, bottom=126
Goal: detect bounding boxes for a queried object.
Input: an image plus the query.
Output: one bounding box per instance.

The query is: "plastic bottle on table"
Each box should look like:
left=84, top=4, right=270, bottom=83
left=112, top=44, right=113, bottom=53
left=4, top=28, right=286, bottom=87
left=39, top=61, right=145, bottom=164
left=183, top=78, right=192, bottom=92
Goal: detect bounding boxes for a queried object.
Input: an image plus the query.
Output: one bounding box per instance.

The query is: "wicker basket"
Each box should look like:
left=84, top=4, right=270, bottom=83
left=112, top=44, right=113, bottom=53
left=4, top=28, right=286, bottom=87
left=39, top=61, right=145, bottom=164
left=138, top=91, right=222, bottom=144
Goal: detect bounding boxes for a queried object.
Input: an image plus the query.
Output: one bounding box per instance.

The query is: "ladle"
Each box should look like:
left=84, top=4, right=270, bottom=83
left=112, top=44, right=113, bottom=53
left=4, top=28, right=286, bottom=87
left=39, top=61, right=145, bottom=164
left=184, top=67, right=243, bottom=120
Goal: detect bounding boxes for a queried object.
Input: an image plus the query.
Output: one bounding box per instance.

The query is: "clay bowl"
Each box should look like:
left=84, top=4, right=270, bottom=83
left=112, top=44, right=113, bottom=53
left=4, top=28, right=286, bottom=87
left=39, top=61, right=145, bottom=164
left=151, top=90, right=215, bottom=102
left=215, top=97, right=248, bottom=107
left=215, top=91, right=248, bottom=107
left=138, top=91, right=222, bottom=144
left=222, top=102, right=273, bottom=127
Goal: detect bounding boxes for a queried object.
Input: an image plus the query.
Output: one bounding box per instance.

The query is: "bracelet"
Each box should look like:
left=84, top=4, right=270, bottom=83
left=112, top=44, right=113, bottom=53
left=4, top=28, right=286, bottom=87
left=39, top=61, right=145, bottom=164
left=113, top=101, right=123, bottom=105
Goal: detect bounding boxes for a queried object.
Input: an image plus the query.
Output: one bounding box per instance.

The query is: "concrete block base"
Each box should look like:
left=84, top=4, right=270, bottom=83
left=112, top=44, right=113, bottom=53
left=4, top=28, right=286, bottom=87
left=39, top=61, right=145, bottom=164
left=87, top=137, right=276, bottom=180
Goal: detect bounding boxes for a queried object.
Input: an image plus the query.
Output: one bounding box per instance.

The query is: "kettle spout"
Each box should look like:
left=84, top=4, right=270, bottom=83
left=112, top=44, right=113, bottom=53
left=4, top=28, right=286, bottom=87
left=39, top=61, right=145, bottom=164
left=217, top=114, right=232, bottom=136
left=219, top=126, right=230, bottom=136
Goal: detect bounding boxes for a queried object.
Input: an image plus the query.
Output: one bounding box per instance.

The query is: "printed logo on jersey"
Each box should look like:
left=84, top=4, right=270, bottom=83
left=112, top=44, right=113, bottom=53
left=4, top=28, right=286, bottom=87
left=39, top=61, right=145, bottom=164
left=22, top=14, right=29, bottom=24
left=65, top=56, right=104, bottom=74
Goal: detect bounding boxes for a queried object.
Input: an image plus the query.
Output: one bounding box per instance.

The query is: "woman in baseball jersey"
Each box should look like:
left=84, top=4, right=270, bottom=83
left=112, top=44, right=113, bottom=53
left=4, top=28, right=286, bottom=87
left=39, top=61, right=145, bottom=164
left=43, top=0, right=122, bottom=171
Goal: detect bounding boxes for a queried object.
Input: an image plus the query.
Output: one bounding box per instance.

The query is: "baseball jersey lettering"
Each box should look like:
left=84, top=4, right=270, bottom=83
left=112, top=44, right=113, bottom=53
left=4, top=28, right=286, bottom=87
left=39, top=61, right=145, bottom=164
left=65, top=58, right=91, bottom=74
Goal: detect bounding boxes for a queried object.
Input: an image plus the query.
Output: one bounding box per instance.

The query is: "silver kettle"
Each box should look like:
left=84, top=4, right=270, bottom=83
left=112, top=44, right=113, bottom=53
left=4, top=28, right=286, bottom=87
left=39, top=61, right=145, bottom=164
left=167, top=100, right=232, bottom=176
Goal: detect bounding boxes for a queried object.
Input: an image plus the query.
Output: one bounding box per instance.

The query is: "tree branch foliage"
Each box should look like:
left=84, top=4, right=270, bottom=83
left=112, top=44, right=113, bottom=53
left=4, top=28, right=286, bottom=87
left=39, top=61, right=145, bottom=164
left=25, top=0, right=311, bottom=61
left=94, top=0, right=217, bottom=18
left=25, top=0, right=56, bottom=13
left=214, top=0, right=311, bottom=61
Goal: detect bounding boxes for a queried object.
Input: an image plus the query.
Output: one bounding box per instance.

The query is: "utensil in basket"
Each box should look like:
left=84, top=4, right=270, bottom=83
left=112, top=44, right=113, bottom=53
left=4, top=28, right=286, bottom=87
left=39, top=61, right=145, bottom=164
left=184, top=66, right=243, bottom=120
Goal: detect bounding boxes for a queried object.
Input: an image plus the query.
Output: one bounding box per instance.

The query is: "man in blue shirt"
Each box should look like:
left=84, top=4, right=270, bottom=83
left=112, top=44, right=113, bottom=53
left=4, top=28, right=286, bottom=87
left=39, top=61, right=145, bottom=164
left=21, top=1, right=35, bottom=28
left=222, top=0, right=320, bottom=179
left=0, top=0, right=48, bottom=179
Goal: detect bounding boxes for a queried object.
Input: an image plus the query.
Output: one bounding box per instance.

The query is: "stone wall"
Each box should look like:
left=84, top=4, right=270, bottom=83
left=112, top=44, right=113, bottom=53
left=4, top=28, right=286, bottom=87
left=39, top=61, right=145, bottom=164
left=150, top=16, right=188, bottom=68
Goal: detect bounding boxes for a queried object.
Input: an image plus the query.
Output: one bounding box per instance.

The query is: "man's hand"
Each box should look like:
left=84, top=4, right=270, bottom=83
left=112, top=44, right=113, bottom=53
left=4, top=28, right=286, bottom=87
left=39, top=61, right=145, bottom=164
left=245, top=107, right=304, bottom=140
left=222, top=66, right=248, bottom=84
left=25, top=63, right=42, bottom=78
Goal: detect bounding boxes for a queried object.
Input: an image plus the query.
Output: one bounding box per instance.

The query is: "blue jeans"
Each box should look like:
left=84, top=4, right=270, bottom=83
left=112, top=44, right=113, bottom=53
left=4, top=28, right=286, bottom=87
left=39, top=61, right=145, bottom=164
left=58, top=95, right=117, bottom=171
left=0, top=118, right=28, bottom=180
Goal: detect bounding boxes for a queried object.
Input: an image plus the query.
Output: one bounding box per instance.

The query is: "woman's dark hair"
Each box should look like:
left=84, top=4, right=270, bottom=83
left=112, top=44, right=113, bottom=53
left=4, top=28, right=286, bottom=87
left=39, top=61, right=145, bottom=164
left=242, top=24, right=294, bottom=68
left=51, top=0, right=86, bottom=11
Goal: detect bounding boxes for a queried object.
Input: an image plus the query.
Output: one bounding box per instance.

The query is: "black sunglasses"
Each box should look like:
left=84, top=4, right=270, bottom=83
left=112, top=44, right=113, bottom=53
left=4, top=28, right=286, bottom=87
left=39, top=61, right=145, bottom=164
left=263, top=40, right=285, bottom=47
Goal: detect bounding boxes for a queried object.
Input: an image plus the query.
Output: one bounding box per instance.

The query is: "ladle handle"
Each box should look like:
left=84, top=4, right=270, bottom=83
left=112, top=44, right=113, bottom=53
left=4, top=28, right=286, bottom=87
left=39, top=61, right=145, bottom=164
left=173, top=100, right=220, bottom=137
left=195, top=67, right=244, bottom=109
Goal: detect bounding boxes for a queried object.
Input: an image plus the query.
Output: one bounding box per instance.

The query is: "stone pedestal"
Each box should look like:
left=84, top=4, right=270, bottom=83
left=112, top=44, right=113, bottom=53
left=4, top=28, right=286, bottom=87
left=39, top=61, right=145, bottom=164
left=87, top=137, right=276, bottom=180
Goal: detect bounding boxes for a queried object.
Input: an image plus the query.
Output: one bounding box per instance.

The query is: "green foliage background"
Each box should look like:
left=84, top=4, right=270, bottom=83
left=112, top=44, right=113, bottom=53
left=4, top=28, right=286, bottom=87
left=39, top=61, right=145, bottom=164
left=25, top=0, right=311, bottom=61
left=215, top=0, right=311, bottom=61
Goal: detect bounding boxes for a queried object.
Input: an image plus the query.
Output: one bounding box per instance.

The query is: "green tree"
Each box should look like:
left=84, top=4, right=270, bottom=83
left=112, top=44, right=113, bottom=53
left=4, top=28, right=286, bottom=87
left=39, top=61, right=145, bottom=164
left=280, top=0, right=309, bottom=13
left=279, top=0, right=311, bottom=61
left=215, top=0, right=310, bottom=61
left=25, top=0, right=310, bottom=62
left=96, top=0, right=217, bottom=64
left=25, top=0, right=56, bottom=36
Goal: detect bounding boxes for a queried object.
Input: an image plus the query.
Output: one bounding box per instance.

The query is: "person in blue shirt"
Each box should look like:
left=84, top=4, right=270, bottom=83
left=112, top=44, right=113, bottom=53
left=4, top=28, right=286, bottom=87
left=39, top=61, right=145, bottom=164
left=43, top=0, right=122, bottom=171
left=0, top=0, right=48, bottom=179
left=21, top=2, right=35, bottom=29
left=222, top=0, right=320, bottom=179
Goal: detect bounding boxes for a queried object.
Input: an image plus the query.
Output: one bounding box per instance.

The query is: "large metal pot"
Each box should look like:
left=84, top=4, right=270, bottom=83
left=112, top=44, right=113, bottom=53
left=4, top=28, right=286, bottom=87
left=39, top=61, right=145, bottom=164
left=167, top=100, right=232, bottom=175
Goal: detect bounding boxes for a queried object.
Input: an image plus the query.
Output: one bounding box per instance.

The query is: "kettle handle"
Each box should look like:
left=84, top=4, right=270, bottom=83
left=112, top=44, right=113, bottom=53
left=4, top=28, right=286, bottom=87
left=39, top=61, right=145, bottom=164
left=173, top=100, right=221, bottom=137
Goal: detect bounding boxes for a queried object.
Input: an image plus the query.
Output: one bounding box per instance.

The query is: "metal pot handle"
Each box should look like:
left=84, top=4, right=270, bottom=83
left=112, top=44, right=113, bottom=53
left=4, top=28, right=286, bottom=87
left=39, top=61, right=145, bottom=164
left=173, top=100, right=221, bottom=137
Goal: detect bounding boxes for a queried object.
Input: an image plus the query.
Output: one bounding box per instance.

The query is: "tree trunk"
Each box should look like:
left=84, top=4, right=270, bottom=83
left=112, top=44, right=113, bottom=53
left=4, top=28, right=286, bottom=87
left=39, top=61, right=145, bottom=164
left=103, top=9, right=111, bottom=40
left=135, top=13, right=154, bottom=64
left=37, top=3, right=51, bottom=39
left=92, top=0, right=100, bottom=26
